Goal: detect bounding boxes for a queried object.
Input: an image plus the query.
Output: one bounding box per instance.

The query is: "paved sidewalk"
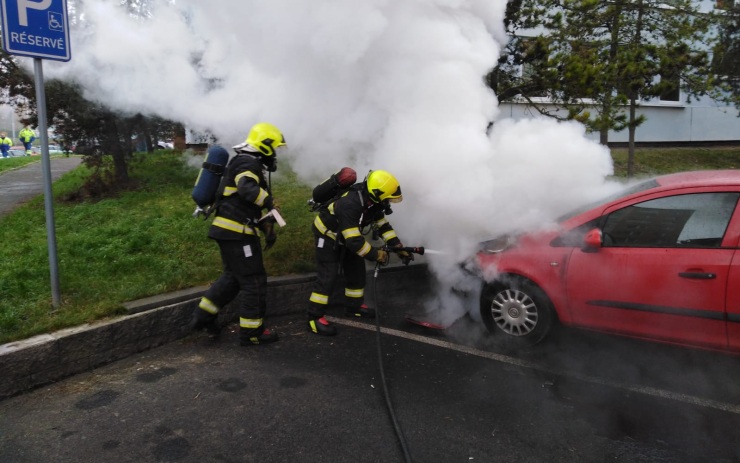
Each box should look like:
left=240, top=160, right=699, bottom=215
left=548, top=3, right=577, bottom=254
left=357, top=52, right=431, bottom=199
left=0, top=156, right=83, bottom=215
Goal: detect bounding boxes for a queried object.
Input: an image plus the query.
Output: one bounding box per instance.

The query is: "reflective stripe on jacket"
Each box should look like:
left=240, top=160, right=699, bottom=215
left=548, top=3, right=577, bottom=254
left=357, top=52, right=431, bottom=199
left=208, top=153, right=273, bottom=241
left=313, top=183, right=400, bottom=260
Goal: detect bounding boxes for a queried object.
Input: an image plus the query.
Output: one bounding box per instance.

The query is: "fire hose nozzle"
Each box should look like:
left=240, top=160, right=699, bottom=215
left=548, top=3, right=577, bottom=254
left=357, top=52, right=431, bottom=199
left=406, top=246, right=425, bottom=256
left=385, top=246, right=425, bottom=255
left=376, top=246, right=424, bottom=269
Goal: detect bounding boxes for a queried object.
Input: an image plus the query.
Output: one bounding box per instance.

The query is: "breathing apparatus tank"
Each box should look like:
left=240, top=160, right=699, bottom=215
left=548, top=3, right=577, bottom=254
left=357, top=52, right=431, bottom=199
left=308, top=167, right=357, bottom=211
left=191, top=145, right=230, bottom=217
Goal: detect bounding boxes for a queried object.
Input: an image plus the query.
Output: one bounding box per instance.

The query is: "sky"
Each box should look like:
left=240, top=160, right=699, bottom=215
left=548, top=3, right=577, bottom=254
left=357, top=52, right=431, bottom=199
left=36, top=0, right=622, bottom=318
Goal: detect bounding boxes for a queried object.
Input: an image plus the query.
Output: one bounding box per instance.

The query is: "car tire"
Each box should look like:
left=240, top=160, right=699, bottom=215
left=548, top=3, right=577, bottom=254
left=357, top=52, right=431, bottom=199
left=480, top=276, right=555, bottom=346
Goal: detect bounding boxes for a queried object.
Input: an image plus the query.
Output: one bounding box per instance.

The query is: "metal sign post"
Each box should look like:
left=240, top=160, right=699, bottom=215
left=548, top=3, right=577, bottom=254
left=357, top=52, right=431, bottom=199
left=1, top=0, right=71, bottom=309
left=32, top=58, right=60, bottom=309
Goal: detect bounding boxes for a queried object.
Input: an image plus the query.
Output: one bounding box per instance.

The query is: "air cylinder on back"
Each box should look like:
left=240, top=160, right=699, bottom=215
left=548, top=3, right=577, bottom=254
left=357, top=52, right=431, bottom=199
left=312, top=167, right=357, bottom=204
left=192, top=145, right=230, bottom=208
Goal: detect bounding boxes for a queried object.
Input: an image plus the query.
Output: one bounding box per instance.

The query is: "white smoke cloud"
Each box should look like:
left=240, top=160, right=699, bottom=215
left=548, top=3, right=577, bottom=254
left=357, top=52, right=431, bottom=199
left=39, top=0, right=620, bottom=320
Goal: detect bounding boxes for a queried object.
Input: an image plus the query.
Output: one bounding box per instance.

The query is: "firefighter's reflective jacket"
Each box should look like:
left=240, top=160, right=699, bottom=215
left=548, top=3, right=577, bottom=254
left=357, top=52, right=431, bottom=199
left=208, top=153, right=274, bottom=241
left=313, top=183, right=401, bottom=261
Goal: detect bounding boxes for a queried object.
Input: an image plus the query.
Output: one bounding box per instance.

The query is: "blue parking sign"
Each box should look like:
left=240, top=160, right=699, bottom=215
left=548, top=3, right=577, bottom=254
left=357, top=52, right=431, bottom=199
left=1, top=0, right=71, bottom=61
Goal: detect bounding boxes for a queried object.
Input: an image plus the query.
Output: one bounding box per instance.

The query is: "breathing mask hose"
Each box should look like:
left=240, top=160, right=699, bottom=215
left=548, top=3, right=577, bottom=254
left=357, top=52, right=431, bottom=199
left=373, top=261, right=414, bottom=463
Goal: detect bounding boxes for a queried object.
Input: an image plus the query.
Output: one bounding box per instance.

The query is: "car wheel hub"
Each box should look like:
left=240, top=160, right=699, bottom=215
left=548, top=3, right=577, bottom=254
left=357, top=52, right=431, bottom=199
left=490, top=288, right=538, bottom=337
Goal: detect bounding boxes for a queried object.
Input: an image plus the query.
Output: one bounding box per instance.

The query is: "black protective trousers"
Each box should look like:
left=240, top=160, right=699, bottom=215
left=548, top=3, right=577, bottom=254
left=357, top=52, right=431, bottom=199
left=307, top=233, right=366, bottom=319
left=202, top=237, right=267, bottom=335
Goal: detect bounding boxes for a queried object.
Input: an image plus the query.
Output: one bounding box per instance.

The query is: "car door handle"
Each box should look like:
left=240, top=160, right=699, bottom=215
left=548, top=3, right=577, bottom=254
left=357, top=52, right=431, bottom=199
left=678, top=272, right=716, bottom=279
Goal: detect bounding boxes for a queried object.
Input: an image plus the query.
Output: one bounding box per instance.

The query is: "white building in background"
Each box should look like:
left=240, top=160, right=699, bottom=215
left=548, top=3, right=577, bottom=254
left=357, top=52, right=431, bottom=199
left=498, top=97, right=740, bottom=145
left=497, top=0, right=740, bottom=145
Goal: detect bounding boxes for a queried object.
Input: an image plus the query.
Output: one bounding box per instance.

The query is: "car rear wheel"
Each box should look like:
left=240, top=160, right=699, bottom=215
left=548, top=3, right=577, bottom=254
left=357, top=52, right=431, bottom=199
left=480, top=277, right=555, bottom=346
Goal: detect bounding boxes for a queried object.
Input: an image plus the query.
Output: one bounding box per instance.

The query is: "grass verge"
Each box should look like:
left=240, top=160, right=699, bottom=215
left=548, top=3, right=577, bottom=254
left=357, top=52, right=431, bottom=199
left=0, top=155, right=46, bottom=174
left=611, top=146, right=740, bottom=177
left=0, top=152, right=314, bottom=344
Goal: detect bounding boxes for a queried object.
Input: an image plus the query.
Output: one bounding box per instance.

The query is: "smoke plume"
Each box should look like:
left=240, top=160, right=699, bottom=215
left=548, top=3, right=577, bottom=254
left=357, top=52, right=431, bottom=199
left=39, top=0, right=619, bottom=320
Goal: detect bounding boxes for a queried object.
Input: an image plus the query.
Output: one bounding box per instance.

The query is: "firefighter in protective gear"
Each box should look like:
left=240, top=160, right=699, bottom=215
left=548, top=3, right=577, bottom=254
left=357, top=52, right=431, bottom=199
left=189, top=122, right=286, bottom=346
left=18, top=127, right=35, bottom=156
left=307, top=169, right=410, bottom=336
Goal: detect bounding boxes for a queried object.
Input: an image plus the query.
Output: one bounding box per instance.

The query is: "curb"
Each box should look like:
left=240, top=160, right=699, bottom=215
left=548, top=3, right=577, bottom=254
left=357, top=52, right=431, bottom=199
left=0, top=263, right=431, bottom=400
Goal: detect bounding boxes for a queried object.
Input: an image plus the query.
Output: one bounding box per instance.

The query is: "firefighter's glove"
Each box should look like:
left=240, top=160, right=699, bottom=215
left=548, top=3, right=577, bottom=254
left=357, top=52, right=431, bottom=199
left=264, top=199, right=281, bottom=217
left=265, top=230, right=277, bottom=251
left=375, top=249, right=389, bottom=265
left=260, top=221, right=277, bottom=251
left=397, top=249, right=414, bottom=266
left=394, top=243, right=414, bottom=266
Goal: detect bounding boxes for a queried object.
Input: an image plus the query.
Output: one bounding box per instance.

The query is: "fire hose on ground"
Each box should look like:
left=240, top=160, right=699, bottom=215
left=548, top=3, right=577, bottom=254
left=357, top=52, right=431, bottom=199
left=372, top=245, right=425, bottom=463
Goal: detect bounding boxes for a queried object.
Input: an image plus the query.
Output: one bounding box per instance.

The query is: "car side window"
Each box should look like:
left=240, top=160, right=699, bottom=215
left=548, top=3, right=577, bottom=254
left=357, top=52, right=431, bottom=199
left=602, top=192, right=739, bottom=248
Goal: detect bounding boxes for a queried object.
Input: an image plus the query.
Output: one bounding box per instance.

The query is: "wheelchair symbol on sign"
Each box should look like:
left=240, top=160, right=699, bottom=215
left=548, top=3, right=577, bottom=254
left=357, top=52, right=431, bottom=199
left=48, top=12, right=63, bottom=31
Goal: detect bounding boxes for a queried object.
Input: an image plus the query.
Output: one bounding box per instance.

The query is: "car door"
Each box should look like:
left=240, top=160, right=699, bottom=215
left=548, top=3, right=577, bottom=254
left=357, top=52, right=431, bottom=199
left=722, top=206, right=740, bottom=351
left=564, top=190, right=738, bottom=350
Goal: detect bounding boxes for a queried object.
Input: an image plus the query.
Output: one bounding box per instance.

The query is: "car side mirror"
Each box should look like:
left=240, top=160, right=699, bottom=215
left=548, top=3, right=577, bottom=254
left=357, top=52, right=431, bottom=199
left=582, top=228, right=602, bottom=252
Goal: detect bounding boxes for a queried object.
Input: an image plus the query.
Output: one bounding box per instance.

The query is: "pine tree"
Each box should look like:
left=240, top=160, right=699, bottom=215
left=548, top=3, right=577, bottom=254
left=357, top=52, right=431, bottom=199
left=494, top=0, right=715, bottom=177
left=712, top=0, right=740, bottom=112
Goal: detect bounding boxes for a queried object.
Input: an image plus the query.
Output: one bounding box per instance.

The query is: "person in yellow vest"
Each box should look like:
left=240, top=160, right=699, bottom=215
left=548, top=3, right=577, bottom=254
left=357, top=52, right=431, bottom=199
left=0, top=132, right=12, bottom=159
left=18, top=126, right=35, bottom=156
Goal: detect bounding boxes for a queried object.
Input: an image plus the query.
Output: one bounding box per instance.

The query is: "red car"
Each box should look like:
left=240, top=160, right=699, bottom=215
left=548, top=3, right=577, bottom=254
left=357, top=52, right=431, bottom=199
left=475, top=170, right=740, bottom=353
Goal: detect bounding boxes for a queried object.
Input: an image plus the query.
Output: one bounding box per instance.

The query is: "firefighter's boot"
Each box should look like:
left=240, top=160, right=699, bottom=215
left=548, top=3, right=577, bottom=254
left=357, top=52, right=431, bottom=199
left=240, top=327, right=279, bottom=346
left=307, top=316, right=338, bottom=336
left=189, top=308, right=222, bottom=337
left=344, top=303, right=376, bottom=319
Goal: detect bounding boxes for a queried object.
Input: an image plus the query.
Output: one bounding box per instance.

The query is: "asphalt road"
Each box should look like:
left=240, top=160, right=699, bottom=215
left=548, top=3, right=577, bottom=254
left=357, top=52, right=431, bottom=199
left=0, top=156, right=738, bottom=462
left=0, top=155, right=83, bottom=215
left=0, top=291, right=738, bottom=463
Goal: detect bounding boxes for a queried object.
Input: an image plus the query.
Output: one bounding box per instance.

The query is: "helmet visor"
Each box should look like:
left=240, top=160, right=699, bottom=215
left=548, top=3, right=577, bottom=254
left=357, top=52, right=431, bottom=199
left=384, top=184, right=402, bottom=203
